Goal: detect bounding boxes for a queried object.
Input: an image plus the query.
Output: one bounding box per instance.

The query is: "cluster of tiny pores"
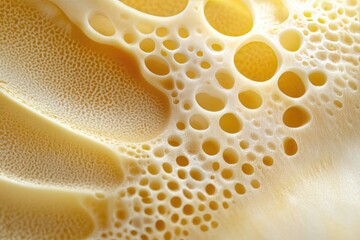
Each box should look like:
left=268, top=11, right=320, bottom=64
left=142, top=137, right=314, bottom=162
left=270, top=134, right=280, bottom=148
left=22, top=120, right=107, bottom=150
left=78, top=0, right=360, bottom=239
left=294, top=0, right=360, bottom=117
left=0, top=0, right=358, bottom=238
left=0, top=0, right=170, bottom=145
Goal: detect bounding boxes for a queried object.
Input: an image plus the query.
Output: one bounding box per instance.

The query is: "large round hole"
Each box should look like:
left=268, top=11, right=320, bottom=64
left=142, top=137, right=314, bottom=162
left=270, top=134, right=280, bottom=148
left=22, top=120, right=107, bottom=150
left=235, top=183, right=246, bottom=195
left=168, top=135, right=182, bottom=147
left=221, top=168, right=233, bottom=180
left=309, top=70, right=327, bottom=86
left=223, top=148, right=238, bottom=164
left=88, top=13, right=116, bottom=36
left=241, top=163, right=254, bottom=175
left=189, top=114, right=209, bottom=130
left=119, top=0, right=189, bottom=17
left=176, top=156, right=189, bottom=167
left=156, top=27, right=169, bottom=37
left=279, top=29, right=303, bottom=52
left=190, top=168, right=203, bottom=181
left=234, top=41, right=278, bottom=82
left=145, top=56, right=170, bottom=76
left=238, top=90, right=262, bottom=109
left=278, top=71, right=306, bottom=98
left=174, top=53, right=188, bottom=64
left=219, top=113, right=242, bottom=134
left=215, top=70, right=234, bottom=89
left=262, top=156, right=274, bottom=166
left=283, top=137, right=298, bottom=156
left=139, top=38, right=155, bottom=53
left=163, top=40, right=179, bottom=50
left=202, top=139, right=220, bottom=155
left=283, top=106, right=311, bottom=128
left=195, top=91, right=226, bottom=112
left=171, top=197, right=182, bottom=208
left=204, top=0, right=253, bottom=36
left=205, top=184, right=216, bottom=195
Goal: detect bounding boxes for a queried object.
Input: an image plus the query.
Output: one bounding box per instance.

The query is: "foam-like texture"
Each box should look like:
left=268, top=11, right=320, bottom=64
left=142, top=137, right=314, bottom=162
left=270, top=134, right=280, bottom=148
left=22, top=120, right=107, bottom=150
left=0, top=0, right=360, bottom=239
left=0, top=0, right=170, bottom=144
left=0, top=93, right=124, bottom=191
left=0, top=180, right=94, bottom=239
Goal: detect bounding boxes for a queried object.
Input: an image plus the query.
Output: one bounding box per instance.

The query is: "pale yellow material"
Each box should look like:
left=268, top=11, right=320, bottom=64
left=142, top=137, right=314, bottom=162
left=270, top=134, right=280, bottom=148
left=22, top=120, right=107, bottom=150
left=0, top=0, right=359, bottom=239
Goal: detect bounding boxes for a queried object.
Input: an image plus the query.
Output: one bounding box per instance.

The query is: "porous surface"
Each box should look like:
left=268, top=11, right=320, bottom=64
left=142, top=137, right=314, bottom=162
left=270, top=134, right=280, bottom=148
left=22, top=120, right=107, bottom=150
left=0, top=0, right=359, bottom=239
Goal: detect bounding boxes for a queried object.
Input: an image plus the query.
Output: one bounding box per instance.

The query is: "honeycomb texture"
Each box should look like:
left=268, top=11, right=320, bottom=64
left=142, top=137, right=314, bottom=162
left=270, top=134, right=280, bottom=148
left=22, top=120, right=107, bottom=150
left=0, top=0, right=360, bottom=239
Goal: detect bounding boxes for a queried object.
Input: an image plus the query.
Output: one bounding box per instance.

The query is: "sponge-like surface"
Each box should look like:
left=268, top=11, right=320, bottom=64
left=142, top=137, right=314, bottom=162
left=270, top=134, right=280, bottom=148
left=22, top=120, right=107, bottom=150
left=0, top=0, right=359, bottom=239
